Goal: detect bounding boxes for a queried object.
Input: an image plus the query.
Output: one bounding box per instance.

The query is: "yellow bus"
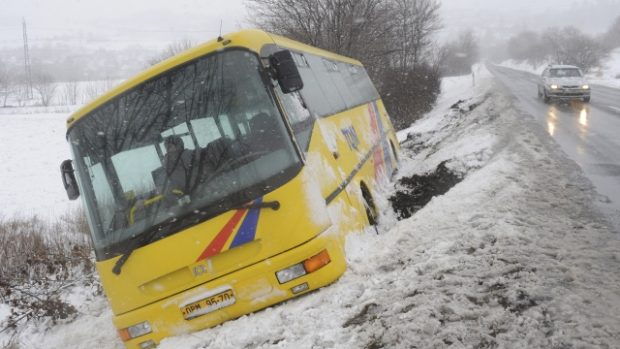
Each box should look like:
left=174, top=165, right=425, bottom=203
left=60, top=29, right=398, bottom=349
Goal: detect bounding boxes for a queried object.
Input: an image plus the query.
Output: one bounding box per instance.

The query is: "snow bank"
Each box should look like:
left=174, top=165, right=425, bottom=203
left=380, top=86, right=620, bottom=348
left=589, top=48, right=620, bottom=88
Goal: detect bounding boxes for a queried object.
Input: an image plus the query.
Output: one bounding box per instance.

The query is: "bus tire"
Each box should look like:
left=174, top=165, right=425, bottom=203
left=390, top=141, right=399, bottom=177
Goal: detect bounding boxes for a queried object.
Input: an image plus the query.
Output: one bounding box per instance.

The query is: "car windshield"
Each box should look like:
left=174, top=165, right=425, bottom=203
left=549, top=68, right=582, bottom=77
left=68, top=49, right=301, bottom=260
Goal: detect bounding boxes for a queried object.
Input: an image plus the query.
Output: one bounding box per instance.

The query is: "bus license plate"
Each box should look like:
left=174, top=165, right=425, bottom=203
left=180, top=289, right=236, bottom=320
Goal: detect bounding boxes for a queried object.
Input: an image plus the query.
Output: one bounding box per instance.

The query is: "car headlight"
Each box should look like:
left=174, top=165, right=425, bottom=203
left=550, top=84, right=559, bottom=89
left=582, top=84, right=589, bottom=89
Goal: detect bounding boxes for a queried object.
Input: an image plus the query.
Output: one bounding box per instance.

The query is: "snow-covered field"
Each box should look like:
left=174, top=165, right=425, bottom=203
left=0, top=110, right=80, bottom=220
left=2, top=67, right=620, bottom=348
left=590, top=48, right=620, bottom=88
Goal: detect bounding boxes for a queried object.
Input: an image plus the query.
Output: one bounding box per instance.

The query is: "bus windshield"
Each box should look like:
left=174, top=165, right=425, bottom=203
left=68, top=49, right=301, bottom=260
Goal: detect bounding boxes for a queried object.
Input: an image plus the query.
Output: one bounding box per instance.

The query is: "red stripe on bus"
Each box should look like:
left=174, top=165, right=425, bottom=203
left=196, top=209, right=247, bottom=262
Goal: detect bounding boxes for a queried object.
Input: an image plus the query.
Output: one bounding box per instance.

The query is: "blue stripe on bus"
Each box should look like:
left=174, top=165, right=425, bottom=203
left=230, top=197, right=263, bottom=248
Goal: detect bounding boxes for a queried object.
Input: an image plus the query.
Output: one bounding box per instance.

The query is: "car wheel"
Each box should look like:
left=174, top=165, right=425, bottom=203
left=537, top=87, right=542, bottom=98
left=543, top=90, right=550, bottom=103
left=583, top=96, right=590, bottom=103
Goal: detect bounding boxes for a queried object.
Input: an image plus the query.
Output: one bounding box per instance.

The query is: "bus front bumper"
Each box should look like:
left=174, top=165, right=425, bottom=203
left=115, top=233, right=347, bottom=349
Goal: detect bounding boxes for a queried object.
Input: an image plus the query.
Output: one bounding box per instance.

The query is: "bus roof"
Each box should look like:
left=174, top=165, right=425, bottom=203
left=66, top=29, right=362, bottom=129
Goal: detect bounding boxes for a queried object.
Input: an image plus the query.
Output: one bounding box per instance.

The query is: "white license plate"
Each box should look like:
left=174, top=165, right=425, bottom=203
left=180, top=289, right=236, bottom=320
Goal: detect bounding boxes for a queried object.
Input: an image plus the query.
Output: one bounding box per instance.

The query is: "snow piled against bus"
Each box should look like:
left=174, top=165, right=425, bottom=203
left=2, top=66, right=620, bottom=348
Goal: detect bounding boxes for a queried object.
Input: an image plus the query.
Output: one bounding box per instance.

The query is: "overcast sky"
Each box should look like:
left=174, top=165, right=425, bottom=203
left=1, top=0, right=619, bottom=49
left=0, top=0, right=248, bottom=47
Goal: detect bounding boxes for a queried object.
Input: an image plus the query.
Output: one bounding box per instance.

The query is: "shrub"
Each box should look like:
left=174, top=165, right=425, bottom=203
left=379, top=64, right=441, bottom=130
left=0, top=212, right=96, bottom=334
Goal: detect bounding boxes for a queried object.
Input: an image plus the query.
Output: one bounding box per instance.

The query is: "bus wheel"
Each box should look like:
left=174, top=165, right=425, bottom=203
left=390, top=141, right=398, bottom=164
left=361, top=184, right=378, bottom=227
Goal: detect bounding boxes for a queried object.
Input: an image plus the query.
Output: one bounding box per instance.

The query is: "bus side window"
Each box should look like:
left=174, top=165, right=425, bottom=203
left=305, top=54, right=347, bottom=114
left=276, top=90, right=314, bottom=150
left=293, top=54, right=333, bottom=117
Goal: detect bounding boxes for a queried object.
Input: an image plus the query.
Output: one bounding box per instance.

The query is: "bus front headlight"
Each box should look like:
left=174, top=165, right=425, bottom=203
left=275, top=250, right=331, bottom=284
left=118, top=321, right=152, bottom=341
left=276, top=263, right=306, bottom=283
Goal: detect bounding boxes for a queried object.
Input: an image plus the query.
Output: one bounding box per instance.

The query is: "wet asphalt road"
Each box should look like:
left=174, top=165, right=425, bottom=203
left=489, top=65, right=620, bottom=231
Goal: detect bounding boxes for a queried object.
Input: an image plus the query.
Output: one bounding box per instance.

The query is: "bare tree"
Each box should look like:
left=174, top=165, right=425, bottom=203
left=0, top=62, right=14, bottom=107
left=543, top=27, right=608, bottom=72
left=382, top=63, right=441, bottom=129
left=247, top=0, right=443, bottom=73
left=247, top=0, right=394, bottom=72
left=32, top=73, right=57, bottom=106
left=507, top=31, right=547, bottom=68
left=391, top=0, right=442, bottom=71
left=604, top=15, right=620, bottom=49
left=441, top=30, right=479, bottom=76
left=148, top=40, right=194, bottom=66
left=60, top=80, right=80, bottom=106
left=247, top=0, right=443, bottom=127
left=83, top=81, right=105, bottom=102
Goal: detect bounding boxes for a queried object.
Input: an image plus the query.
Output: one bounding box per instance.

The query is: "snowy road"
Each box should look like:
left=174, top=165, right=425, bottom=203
left=590, top=84, right=620, bottom=113
left=489, top=65, right=620, bottom=232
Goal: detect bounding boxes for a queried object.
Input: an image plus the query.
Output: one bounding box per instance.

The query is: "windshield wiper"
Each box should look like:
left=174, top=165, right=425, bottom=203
left=111, top=223, right=170, bottom=275
left=232, top=200, right=280, bottom=211
left=111, top=200, right=280, bottom=275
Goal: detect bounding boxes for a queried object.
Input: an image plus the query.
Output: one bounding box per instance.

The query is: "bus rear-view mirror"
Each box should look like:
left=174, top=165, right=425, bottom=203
left=269, top=50, right=303, bottom=94
left=61, top=159, right=80, bottom=200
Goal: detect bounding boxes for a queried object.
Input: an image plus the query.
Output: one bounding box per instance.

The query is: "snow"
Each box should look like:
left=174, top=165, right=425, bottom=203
left=589, top=48, right=620, bottom=88
left=498, top=60, right=546, bottom=75
left=0, top=304, right=10, bottom=323
left=2, top=66, right=620, bottom=348
left=0, top=111, right=80, bottom=220
left=12, top=294, right=119, bottom=349
left=303, top=152, right=337, bottom=227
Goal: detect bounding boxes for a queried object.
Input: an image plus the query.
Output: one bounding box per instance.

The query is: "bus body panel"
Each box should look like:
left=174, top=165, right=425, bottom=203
left=97, top=168, right=333, bottom=316
left=116, top=223, right=348, bottom=349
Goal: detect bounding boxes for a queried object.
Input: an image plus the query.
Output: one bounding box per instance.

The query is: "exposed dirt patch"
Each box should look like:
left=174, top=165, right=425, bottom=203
left=364, top=336, right=385, bottom=349
left=342, top=303, right=379, bottom=328
left=389, top=161, right=463, bottom=219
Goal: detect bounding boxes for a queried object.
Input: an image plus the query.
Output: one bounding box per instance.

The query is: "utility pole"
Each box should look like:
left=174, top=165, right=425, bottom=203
left=22, top=17, right=33, bottom=99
